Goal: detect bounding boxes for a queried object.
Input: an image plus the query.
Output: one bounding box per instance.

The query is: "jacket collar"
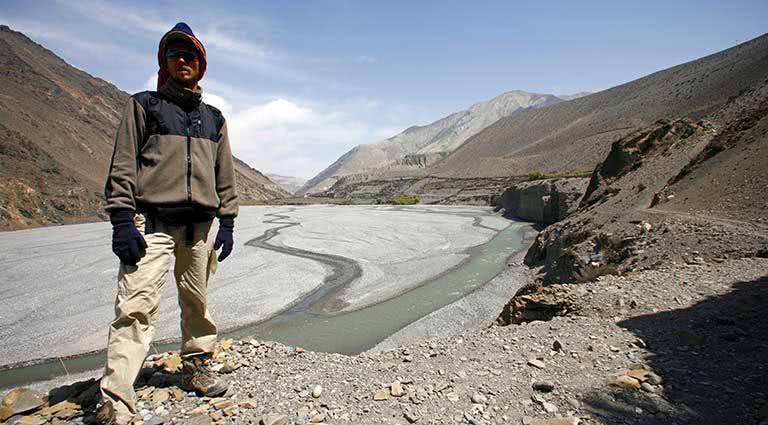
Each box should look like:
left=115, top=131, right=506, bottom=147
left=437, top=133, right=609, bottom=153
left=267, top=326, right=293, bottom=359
left=159, top=78, right=202, bottom=110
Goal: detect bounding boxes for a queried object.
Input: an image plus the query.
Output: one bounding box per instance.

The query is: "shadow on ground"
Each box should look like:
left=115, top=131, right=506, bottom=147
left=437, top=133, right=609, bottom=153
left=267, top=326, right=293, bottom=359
left=582, top=275, right=768, bottom=425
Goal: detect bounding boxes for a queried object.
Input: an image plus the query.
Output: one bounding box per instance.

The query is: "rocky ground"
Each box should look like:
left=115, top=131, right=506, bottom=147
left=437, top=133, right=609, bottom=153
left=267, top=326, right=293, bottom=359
left=3, top=257, right=766, bottom=425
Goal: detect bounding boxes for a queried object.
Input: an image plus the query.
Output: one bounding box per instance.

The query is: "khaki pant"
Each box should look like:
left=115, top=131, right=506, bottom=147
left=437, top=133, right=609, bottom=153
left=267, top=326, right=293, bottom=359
left=100, top=214, right=217, bottom=422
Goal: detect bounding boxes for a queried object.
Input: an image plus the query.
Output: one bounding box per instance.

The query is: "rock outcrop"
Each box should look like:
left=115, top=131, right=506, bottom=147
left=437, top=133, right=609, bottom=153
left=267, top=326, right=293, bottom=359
left=523, top=76, right=768, bottom=284
left=499, top=178, right=588, bottom=225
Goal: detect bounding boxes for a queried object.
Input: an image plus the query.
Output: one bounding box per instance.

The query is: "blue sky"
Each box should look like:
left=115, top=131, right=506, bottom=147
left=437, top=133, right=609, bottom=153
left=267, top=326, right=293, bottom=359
left=2, top=1, right=766, bottom=179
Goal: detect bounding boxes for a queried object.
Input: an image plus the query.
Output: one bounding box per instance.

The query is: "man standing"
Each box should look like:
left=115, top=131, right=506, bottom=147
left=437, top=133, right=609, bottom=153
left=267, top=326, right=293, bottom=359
left=98, top=22, right=238, bottom=424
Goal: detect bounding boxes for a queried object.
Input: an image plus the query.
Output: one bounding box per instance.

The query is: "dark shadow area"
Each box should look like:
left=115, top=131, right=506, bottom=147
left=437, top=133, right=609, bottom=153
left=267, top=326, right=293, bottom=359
left=582, top=275, right=768, bottom=424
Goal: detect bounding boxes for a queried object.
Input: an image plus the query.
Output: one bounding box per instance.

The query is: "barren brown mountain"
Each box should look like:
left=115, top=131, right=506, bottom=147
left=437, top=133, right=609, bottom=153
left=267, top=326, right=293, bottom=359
left=319, top=33, right=768, bottom=203
left=433, top=33, right=768, bottom=178
left=0, top=25, right=288, bottom=230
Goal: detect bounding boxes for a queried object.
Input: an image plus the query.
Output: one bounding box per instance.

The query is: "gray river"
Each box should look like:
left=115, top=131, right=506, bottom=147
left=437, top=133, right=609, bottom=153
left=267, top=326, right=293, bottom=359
left=0, top=205, right=527, bottom=389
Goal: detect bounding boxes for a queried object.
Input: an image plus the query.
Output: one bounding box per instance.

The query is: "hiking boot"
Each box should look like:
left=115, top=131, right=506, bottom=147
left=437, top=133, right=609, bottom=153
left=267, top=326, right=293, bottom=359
left=181, top=354, right=228, bottom=397
left=95, top=399, right=116, bottom=425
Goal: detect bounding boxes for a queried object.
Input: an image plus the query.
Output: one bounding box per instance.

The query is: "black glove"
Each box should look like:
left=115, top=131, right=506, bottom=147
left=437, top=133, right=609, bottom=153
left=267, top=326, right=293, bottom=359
left=110, top=209, right=147, bottom=266
left=214, top=217, right=234, bottom=261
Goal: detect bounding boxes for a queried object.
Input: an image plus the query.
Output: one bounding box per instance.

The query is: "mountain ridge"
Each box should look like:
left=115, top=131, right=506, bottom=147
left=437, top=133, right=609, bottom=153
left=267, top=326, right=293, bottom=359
left=0, top=25, right=288, bottom=230
left=297, top=90, right=563, bottom=195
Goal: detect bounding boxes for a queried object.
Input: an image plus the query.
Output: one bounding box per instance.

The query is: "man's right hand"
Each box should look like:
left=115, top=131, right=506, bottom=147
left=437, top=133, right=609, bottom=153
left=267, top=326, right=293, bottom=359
left=110, top=209, right=147, bottom=266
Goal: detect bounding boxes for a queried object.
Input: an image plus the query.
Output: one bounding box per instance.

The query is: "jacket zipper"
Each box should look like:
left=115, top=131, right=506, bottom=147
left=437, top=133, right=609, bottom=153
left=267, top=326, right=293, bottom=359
left=186, top=115, right=192, bottom=203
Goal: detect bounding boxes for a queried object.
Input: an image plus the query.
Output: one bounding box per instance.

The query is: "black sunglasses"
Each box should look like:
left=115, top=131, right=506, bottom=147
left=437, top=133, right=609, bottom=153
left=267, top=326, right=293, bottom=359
left=165, top=48, right=198, bottom=61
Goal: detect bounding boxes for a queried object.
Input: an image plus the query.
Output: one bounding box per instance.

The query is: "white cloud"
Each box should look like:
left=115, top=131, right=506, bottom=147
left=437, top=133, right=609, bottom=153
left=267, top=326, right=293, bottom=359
left=224, top=98, right=405, bottom=179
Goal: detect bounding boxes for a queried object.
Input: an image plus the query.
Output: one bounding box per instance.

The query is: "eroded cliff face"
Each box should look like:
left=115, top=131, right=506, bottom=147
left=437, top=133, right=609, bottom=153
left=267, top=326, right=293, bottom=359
left=523, top=86, right=768, bottom=285
left=499, top=178, right=589, bottom=225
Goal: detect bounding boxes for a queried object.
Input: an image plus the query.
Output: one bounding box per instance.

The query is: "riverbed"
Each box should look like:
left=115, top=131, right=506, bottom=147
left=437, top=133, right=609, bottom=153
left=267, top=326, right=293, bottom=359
left=0, top=205, right=528, bottom=388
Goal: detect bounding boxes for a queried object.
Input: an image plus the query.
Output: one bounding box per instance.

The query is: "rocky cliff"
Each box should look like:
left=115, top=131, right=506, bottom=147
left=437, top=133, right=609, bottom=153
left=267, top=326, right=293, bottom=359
left=499, top=178, right=589, bottom=225
left=523, top=74, right=768, bottom=284
left=0, top=25, right=287, bottom=230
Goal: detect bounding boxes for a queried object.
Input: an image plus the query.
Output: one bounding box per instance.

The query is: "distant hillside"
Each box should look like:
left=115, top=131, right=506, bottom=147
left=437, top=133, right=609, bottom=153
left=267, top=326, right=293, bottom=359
left=309, top=33, right=768, bottom=204
left=297, top=90, right=563, bottom=195
left=433, top=34, right=768, bottom=178
left=266, top=173, right=307, bottom=195
left=0, top=25, right=287, bottom=230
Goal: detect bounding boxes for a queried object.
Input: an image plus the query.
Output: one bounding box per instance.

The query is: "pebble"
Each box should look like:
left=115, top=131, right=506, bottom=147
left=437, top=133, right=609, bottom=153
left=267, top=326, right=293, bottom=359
left=311, top=385, right=323, bottom=398
left=404, top=410, right=420, bottom=423
left=527, top=359, right=546, bottom=369
left=391, top=382, right=404, bottom=397
left=142, top=415, right=165, bottom=425
left=471, top=392, right=488, bottom=404
left=259, top=414, right=288, bottom=425
left=542, top=401, right=559, bottom=413
left=239, top=399, right=258, bottom=409
left=532, top=381, right=556, bottom=392
left=373, top=389, right=390, bottom=401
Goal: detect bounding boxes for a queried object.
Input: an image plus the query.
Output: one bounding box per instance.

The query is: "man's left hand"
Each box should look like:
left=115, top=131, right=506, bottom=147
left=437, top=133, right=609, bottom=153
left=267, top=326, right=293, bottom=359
left=214, top=217, right=234, bottom=261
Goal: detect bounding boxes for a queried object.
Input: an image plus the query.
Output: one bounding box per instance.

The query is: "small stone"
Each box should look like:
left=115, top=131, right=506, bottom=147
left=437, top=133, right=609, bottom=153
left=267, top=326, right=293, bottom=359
left=640, top=383, right=658, bottom=393
left=626, top=368, right=653, bottom=383
left=210, top=410, right=224, bottom=422
left=152, top=388, right=170, bottom=403
left=609, top=345, right=621, bottom=353
left=212, top=399, right=234, bottom=410
left=220, top=361, right=240, bottom=374
left=222, top=405, right=238, bottom=416
left=527, top=359, right=546, bottom=369
left=391, top=382, right=404, bottom=397
left=190, top=405, right=209, bottom=416
left=40, top=401, right=81, bottom=416
left=188, top=415, right=213, bottom=425
left=552, top=340, right=563, bottom=352
left=311, top=385, right=323, bottom=398
left=0, top=388, right=47, bottom=421
left=532, top=381, right=556, bottom=392
left=373, top=388, right=390, bottom=401
left=404, top=410, right=420, bottom=423
left=142, top=415, right=165, bottom=425
left=471, top=392, right=488, bottom=404
left=220, top=339, right=234, bottom=351
left=542, top=402, right=559, bottom=413
left=239, top=399, right=258, bottom=409
left=308, top=414, right=325, bottom=423
left=260, top=414, right=289, bottom=425
left=136, top=386, right=155, bottom=400
left=446, top=392, right=460, bottom=402
left=295, top=347, right=306, bottom=354
left=609, top=375, right=641, bottom=389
